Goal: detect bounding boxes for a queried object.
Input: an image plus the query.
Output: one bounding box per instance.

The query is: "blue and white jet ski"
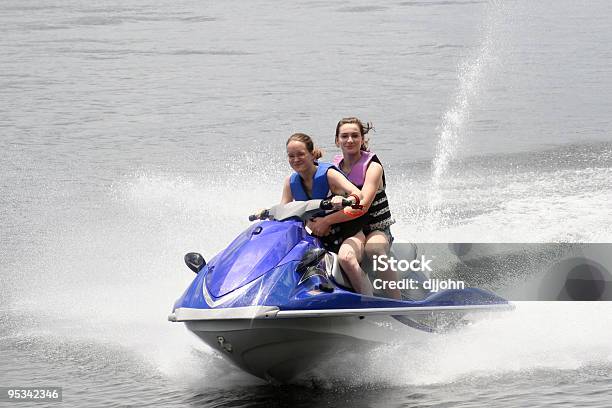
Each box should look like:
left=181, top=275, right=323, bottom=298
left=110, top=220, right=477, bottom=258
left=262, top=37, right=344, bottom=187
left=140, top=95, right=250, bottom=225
left=169, top=199, right=512, bottom=383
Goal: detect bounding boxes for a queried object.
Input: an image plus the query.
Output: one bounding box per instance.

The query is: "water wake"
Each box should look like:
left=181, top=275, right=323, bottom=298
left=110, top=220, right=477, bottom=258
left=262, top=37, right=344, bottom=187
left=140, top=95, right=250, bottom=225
left=296, top=302, right=612, bottom=387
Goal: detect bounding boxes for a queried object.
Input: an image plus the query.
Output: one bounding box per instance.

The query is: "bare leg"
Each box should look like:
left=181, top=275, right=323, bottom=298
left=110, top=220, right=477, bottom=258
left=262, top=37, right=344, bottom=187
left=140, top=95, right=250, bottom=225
left=337, top=232, right=373, bottom=296
left=364, top=231, right=400, bottom=300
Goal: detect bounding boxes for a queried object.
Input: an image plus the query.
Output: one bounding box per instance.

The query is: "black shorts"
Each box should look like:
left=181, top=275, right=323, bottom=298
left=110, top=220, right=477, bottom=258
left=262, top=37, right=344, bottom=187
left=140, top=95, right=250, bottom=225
left=320, top=217, right=366, bottom=253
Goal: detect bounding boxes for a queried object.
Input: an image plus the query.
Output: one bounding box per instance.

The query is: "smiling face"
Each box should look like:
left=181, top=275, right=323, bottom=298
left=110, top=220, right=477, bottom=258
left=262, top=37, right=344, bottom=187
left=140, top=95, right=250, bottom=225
left=287, top=140, right=314, bottom=173
left=336, top=123, right=364, bottom=155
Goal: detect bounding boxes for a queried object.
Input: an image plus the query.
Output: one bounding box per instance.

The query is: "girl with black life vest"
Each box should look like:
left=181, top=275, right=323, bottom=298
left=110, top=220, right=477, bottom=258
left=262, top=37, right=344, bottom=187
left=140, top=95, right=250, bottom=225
left=280, top=133, right=373, bottom=295
left=332, top=117, right=400, bottom=299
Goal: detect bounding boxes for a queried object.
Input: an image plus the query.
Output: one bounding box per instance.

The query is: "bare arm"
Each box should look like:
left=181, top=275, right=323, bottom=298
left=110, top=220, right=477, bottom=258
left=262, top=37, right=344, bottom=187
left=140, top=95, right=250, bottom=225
left=359, top=162, right=383, bottom=212
left=280, top=175, right=293, bottom=204
left=327, top=168, right=362, bottom=199
left=316, top=206, right=357, bottom=225
left=314, top=168, right=364, bottom=227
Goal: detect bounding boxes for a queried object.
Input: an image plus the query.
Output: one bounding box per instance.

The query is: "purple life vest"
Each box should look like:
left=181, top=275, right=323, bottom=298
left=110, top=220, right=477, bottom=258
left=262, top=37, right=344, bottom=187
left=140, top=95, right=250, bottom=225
left=332, top=151, right=375, bottom=188
left=333, top=151, right=394, bottom=233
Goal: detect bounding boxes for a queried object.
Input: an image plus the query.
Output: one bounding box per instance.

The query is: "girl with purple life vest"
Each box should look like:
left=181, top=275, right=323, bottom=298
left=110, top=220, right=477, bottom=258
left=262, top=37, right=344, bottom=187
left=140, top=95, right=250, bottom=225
left=280, top=133, right=373, bottom=295
left=332, top=117, right=400, bottom=299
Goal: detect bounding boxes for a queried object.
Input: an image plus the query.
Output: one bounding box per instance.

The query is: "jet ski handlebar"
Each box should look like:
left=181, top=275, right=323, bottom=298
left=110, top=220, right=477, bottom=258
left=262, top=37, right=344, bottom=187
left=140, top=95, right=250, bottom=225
left=248, top=198, right=355, bottom=221
left=319, top=198, right=354, bottom=210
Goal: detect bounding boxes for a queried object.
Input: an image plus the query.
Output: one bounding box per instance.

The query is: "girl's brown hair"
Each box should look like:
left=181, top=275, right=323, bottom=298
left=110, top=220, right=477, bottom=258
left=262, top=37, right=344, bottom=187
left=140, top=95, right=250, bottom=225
left=286, top=133, right=323, bottom=160
left=334, top=117, right=374, bottom=151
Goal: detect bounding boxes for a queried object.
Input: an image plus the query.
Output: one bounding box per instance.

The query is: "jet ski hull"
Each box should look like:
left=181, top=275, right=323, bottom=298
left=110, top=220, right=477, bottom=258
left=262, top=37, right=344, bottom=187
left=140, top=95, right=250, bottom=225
left=172, top=302, right=511, bottom=382
left=185, top=315, right=429, bottom=382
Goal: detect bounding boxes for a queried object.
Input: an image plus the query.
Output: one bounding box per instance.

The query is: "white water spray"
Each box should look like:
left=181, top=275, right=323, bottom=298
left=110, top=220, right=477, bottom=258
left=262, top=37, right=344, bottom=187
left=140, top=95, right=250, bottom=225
left=428, top=4, right=503, bottom=226
left=295, top=302, right=612, bottom=387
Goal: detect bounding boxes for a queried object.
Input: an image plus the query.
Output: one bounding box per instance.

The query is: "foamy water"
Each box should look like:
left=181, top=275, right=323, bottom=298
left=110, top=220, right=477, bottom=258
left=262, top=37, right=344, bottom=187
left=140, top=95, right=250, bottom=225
left=5, top=173, right=612, bottom=390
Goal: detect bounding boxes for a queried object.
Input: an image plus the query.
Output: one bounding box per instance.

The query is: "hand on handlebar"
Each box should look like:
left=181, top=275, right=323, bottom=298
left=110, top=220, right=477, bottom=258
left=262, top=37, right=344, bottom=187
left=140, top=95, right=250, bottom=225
left=330, top=195, right=360, bottom=210
left=330, top=195, right=346, bottom=210
left=320, top=196, right=362, bottom=211
left=331, top=195, right=365, bottom=218
left=307, top=218, right=331, bottom=236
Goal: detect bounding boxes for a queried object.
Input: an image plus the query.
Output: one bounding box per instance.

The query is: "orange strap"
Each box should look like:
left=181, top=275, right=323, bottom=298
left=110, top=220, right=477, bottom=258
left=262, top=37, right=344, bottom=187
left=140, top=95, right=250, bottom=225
left=343, top=207, right=365, bottom=218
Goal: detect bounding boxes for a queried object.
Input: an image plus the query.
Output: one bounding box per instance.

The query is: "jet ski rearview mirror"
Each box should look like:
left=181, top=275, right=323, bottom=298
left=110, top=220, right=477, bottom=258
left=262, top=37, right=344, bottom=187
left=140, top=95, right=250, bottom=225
left=184, top=252, right=206, bottom=274
left=248, top=209, right=269, bottom=221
